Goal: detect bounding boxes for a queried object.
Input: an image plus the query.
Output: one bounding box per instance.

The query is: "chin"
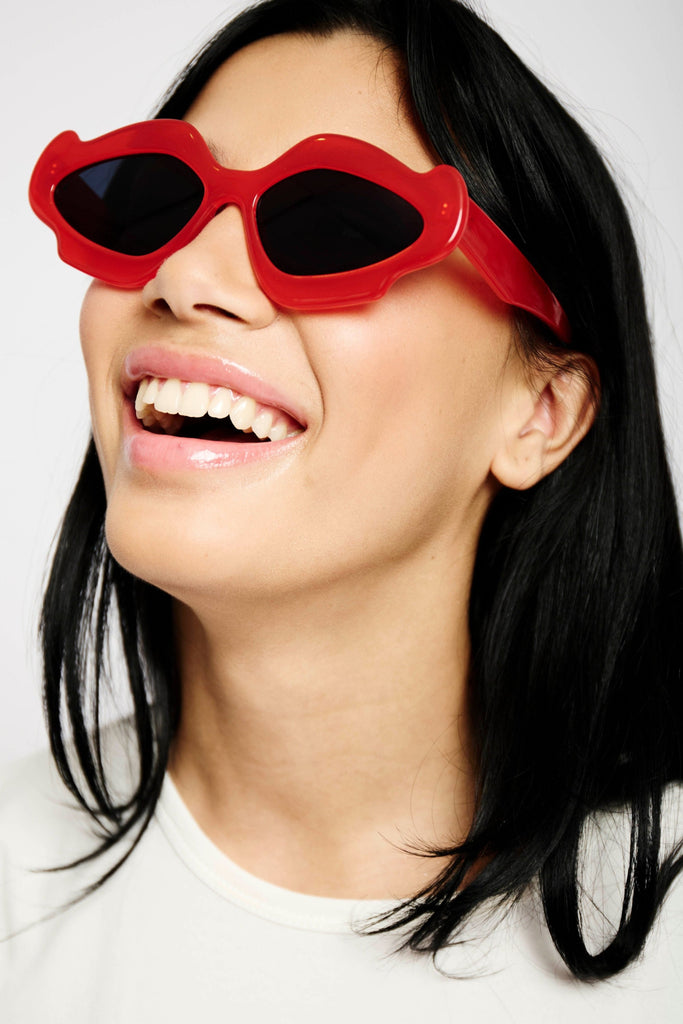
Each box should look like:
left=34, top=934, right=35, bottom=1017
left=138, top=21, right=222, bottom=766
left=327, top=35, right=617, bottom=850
left=102, top=491, right=306, bottom=603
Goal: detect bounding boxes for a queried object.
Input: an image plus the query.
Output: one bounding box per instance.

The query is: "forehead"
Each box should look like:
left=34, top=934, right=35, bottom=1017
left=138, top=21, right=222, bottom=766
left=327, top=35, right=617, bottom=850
left=183, top=30, right=436, bottom=173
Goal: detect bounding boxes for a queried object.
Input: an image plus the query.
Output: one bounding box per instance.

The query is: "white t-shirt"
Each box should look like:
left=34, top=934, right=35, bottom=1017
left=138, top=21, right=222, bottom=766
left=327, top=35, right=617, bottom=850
left=1, top=717, right=682, bottom=1023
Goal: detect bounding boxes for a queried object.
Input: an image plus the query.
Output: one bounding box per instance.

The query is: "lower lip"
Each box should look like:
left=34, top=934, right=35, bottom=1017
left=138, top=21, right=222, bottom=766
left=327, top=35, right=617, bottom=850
left=122, top=400, right=303, bottom=472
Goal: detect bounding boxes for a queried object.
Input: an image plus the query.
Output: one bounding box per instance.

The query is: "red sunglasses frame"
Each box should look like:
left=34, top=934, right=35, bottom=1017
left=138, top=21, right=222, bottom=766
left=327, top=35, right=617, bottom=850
left=29, top=119, right=570, bottom=343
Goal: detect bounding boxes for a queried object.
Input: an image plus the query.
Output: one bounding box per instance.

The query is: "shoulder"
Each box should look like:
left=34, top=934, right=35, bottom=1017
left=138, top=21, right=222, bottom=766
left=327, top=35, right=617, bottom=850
left=0, top=716, right=138, bottom=936
left=0, top=715, right=138, bottom=840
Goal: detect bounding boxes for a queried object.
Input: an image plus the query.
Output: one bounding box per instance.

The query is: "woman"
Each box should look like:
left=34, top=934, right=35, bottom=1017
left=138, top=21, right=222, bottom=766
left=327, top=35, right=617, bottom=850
left=2, top=0, right=682, bottom=1018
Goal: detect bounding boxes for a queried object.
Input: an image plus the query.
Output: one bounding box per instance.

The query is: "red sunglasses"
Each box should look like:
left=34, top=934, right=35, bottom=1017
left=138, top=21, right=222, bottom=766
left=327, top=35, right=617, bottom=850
left=29, top=119, right=570, bottom=343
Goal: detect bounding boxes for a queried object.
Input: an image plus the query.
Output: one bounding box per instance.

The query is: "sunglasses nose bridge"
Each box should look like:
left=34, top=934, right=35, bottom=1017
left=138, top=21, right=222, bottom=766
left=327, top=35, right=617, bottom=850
left=204, top=165, right=256, bottom=226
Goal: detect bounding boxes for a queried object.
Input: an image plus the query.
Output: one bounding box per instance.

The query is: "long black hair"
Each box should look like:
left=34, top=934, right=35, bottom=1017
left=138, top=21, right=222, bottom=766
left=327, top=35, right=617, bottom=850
left=35, top=0, right=683, bottom=981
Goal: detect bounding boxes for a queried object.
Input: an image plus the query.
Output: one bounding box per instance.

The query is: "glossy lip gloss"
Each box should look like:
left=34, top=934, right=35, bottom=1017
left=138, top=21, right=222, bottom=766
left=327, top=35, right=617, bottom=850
left=121, top=346, right=306, bottom=472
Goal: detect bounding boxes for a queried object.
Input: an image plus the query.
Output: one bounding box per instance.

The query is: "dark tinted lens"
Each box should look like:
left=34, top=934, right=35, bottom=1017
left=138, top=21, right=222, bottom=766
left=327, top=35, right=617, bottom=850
left=256, top=169, right=423, bottom=275
left=54, top=154, right=204, bottom=256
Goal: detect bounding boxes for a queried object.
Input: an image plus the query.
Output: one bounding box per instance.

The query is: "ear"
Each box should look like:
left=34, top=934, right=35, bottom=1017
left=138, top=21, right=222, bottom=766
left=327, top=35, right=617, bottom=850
left=490, top=357, right=599, bottom=490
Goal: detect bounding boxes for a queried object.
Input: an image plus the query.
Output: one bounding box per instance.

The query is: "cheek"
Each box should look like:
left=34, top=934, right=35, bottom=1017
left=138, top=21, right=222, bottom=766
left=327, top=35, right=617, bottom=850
left=79, top=283, right=135, bottom=491
left=299, top=275, right=511, bottom=522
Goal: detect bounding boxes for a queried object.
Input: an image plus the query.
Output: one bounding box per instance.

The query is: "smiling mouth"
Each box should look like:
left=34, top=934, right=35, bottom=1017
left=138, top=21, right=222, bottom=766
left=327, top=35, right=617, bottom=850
left=134, top=377, right=304, bottom=444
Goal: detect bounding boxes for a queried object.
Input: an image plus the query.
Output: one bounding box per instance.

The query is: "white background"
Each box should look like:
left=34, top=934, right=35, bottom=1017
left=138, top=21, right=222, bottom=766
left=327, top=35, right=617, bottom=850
left=2, top=0, right=681, bottom=764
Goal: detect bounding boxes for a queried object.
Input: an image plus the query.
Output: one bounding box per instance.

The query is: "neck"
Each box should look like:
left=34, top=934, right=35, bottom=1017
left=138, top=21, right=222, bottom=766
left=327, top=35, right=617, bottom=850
left=167, top=554, right=477, bottom=900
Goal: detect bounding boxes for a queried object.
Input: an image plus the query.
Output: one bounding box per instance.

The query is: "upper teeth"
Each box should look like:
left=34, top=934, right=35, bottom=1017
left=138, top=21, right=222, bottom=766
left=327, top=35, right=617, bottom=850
left=134, top=377, right=301, bottom=442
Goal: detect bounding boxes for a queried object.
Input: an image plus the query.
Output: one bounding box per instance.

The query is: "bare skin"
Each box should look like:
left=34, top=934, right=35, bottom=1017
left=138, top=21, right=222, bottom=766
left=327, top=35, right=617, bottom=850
left=80, top=31, right=596, bottom=899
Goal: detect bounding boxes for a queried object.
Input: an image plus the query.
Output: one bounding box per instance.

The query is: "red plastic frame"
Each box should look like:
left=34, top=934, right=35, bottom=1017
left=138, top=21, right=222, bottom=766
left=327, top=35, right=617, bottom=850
left=29, top=119, right=570, bottom=343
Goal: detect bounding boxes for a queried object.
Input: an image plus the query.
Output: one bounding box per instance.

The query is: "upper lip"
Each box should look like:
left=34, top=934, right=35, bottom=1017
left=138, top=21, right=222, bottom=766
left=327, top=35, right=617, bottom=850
left=121, top=345, right=307, bottom=427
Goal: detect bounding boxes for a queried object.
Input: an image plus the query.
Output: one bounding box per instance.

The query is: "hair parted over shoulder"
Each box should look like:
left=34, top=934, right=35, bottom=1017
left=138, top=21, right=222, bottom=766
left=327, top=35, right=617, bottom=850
left=34, top=0, right=683, bottom=981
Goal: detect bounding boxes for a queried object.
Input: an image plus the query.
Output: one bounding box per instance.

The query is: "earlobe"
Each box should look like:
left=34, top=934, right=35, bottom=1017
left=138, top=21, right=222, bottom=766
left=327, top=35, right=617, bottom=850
left=491, top=358, right=599, bottom=491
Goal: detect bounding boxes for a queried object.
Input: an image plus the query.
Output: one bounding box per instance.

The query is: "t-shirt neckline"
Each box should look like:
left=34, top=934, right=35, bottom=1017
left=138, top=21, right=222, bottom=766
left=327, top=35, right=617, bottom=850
left=155, top=771, right=400, bottom=934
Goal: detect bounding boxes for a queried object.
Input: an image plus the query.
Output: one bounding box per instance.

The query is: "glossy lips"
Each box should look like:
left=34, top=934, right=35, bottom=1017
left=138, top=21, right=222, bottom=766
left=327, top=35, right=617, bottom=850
left=121, top=347, right=306, bottom=472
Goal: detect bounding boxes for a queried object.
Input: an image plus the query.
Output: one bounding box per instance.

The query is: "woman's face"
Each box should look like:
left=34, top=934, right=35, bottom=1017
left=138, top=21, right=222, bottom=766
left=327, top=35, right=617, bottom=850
left=80, top=30, right=522, bottom=604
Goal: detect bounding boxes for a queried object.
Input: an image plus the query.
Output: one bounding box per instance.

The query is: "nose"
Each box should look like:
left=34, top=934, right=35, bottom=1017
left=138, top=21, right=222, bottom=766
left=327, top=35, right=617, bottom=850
left=141, top=204, right=278, bottom=328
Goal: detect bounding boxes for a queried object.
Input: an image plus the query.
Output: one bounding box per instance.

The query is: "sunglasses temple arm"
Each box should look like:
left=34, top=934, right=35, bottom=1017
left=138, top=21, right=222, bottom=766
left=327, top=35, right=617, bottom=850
left=459, top=202, right=571, bottom=345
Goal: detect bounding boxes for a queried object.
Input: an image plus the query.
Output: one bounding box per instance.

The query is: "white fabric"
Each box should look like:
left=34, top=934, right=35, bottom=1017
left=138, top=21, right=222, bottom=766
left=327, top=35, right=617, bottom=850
left=1, top=718, right=682, bottom=1022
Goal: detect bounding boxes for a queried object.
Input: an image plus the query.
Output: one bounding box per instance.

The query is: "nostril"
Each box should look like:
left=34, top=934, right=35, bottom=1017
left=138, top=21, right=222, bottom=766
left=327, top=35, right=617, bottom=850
left=195, top=303, right=240, bottom=320
left=149, top=296, right=172, bottom=316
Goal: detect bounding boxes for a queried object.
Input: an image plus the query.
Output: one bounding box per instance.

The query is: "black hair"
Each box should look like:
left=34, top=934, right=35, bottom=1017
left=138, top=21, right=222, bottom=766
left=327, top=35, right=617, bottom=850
left=32, top=0, right=683, bottom=981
